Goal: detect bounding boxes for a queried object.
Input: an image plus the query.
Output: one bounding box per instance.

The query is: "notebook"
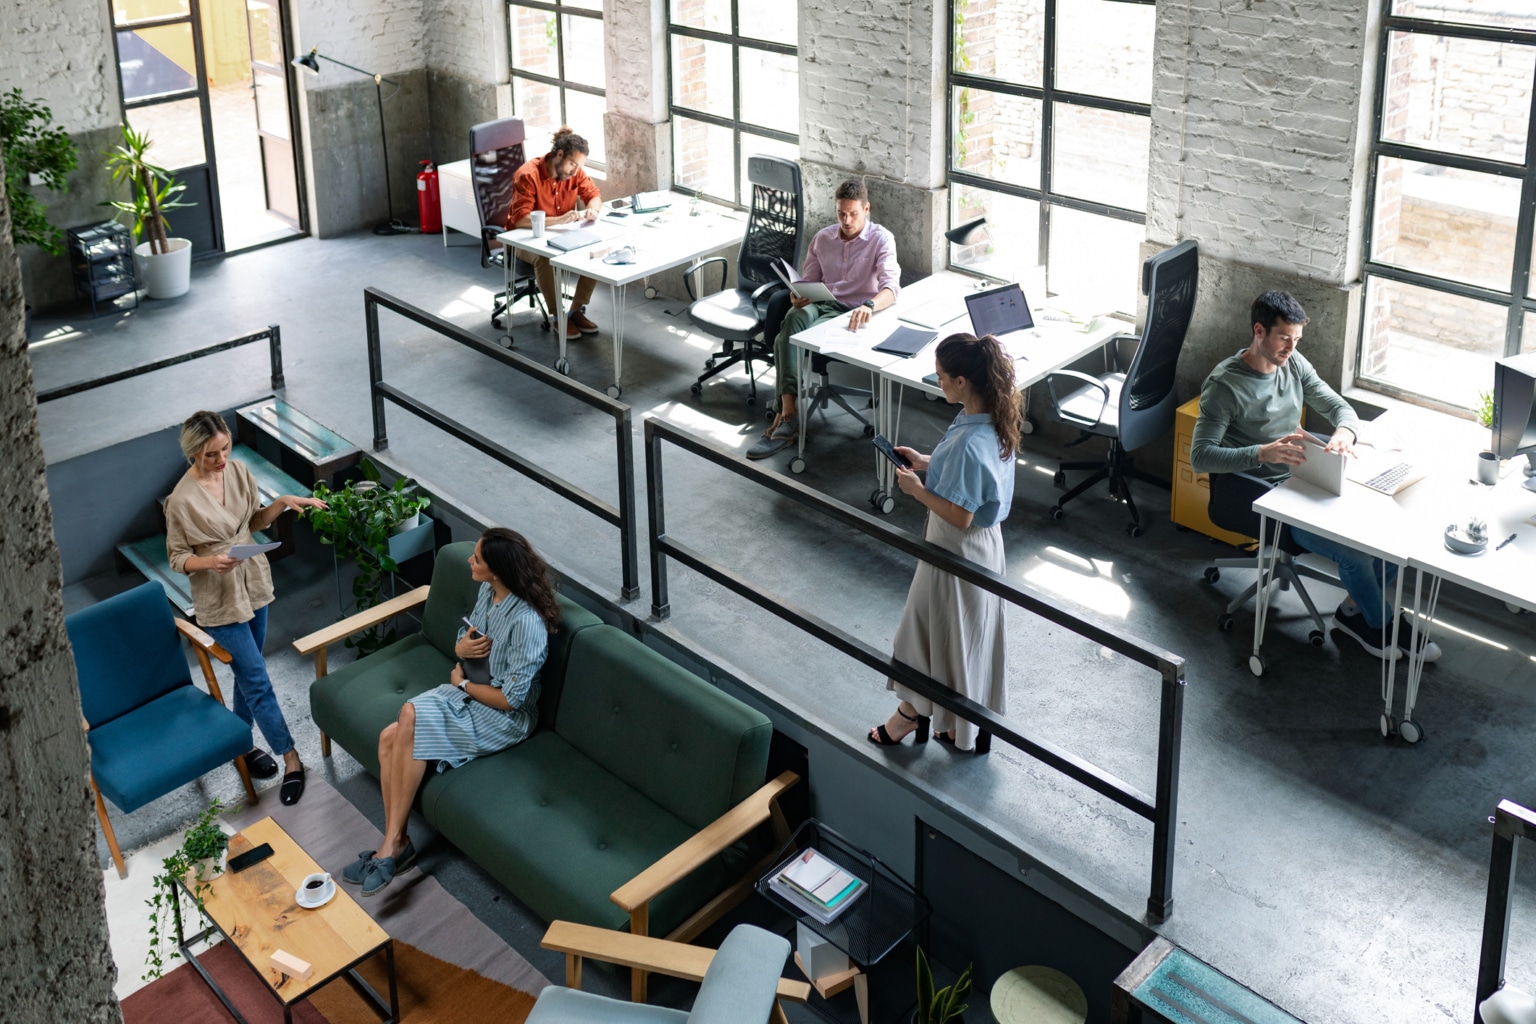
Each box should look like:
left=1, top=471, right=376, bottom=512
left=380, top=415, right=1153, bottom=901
left=965, top=282, right=1035, bottom=342
left=546, top=228, right=602, bottom=251
left=872, top=326, right=937, bottom=357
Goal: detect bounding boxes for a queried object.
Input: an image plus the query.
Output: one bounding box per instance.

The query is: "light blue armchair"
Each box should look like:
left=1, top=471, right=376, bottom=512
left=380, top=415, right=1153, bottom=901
left=67, top=581, right=258, bottom=877
left=531, top=921, right=809, bottom=1024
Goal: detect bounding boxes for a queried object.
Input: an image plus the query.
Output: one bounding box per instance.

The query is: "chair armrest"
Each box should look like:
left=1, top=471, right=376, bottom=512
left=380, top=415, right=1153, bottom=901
left=1046, top=369, right=1112, bottom=427
left=682, top=256, right=728, bottom=302
left=292, top=586, right=431, bottom=656
left=750, top=279, right=787, bottom=303
left=540, top=921, right=811, bottom=1002
left=175, top=617, right=231, bottom=664
left=611, top=771, right=800, bottom=914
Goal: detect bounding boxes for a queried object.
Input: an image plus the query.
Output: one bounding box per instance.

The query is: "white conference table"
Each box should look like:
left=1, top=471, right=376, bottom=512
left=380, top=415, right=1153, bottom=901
left=1250, top=407, right=1536, bottom=742
left=789, top=271, right=1126, bottom=511
left=498, top=206, right=747, bottom=397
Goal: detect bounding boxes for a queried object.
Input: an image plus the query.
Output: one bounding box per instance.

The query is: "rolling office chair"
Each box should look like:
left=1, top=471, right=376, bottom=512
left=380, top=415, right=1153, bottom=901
left=684, top=155, right=804, bottom=404
left=1045, top=239, right=1199, bottom=536
left=469, top=117, right=549, bottom=341
left=1203, top=470, right=1334, bottom=649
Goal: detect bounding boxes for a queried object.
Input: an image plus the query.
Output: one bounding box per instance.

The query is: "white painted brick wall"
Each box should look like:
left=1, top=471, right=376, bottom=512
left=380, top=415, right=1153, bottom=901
left=799, top=0, right=945, bottom=188
left=1146, top=0, right=1374, bottom=285
left=0, top=0, right=118, bottom=132
left=290, top=0, right=427, bottom=78
left=425, top=0, right=502, bottom=82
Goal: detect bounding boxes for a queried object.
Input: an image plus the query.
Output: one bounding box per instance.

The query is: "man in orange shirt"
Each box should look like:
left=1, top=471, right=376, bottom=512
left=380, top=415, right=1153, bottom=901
left=507, top=126, right=604, bottom=339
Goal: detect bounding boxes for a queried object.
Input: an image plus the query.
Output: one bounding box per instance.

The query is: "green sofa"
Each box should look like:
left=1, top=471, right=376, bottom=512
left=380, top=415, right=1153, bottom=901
left=296, top=543, right=795, bottom=996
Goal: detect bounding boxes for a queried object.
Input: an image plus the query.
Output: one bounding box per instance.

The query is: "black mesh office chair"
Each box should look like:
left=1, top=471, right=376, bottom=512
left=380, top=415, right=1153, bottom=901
left=469, top=117, right=548, bottom=341
left=1045, top=239, right=1199, bottom=536
left=1204, top=470, right=1333, bottom=647
left=684, top=156, right=804, bottom=404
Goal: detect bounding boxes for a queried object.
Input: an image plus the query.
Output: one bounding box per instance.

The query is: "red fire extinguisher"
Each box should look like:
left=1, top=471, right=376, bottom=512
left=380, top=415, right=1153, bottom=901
left=417, top=160, right=441, bottom=234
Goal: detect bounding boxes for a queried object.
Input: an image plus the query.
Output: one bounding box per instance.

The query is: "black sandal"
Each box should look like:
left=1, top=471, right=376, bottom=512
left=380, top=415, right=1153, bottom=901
left=241, top=748, right=280, bottom=779
left=868, top=707, right=930, bottom=746
left=279, top=767, right=306, bottom=805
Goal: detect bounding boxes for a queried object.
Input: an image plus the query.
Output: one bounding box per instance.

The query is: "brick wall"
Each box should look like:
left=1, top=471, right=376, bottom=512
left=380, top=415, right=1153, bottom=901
left=292, top=0, right=426, bottom=77
left=0, top=0, right=118, bottom=132
left=425, top=0, right=500, bottom=83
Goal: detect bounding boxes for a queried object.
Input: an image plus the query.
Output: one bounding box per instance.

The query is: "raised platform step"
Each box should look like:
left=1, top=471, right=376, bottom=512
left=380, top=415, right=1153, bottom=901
left=237, top=398, right=360, bottom=485
left=116, top=529, right=272, bottom=620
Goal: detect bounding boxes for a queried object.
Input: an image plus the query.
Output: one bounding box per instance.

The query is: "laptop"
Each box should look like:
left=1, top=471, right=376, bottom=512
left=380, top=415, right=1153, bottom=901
left=1291, top=432, right=1347, bottom=495
left=1347, top=449, right=1428, bottom=495
left=632, top=191, right=674, bottom=213
left=546, top=228, right=602, bottom=252
left=965, top=283, right=1036, bottom=357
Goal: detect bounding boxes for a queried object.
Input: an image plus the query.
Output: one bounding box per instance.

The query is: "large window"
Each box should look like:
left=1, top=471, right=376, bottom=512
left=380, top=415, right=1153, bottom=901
left=947, top=0, right=1154, bottom=314
left=667, top=0, right=798, bottom=206
left=508, top=0, right=606, bottom=166
left=1359, top=2, right=1536, bottom=411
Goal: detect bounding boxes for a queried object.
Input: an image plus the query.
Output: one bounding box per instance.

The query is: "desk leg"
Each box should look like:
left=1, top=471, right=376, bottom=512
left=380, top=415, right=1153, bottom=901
left=607, top=282, right=626, bottom=398
left=1249, top=514, right=1280, bottom=676
left=1397, top=569, right=1440, bottom=744
left=1379, top=564, right=1407, bottom=738
left=552, top=267, right=572, bottom=374
left=500, top=251, right=514, bottom=346
left=792, top=344, right=810, bottom=474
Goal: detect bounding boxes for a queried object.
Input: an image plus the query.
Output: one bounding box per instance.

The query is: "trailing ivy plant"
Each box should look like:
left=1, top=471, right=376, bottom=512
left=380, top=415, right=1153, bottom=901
left=144, top=800, right=228, bottom=981
left=308, top=458, right=431, bottom=654
left=0, top=88, right=79, bottom=255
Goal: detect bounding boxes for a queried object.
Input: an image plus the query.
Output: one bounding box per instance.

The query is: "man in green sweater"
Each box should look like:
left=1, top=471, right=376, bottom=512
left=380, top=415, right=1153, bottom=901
left=1191, top=290, right=1440, bottom=662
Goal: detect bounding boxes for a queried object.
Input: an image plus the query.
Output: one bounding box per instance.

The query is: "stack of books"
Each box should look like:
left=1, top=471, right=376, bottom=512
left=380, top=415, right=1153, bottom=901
left=768, top=848, right=866, bottom=925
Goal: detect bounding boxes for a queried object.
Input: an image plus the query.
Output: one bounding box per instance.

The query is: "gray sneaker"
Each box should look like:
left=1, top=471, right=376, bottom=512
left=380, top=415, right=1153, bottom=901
left=360, top=856, right=397, bottom=897
left=746, top=421, right=797, bottom=460
left=341, top=849, right=376, bottom=885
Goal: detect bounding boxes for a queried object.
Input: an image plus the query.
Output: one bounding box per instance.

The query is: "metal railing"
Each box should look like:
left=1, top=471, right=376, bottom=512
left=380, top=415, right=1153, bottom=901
left=36, top=324, right=283, bottom=403
left=1476, top=799, right=1536, bottom=1022
left=364, top=288, right=639, bottom=599
left=644, top=416, right=1186, bottom=919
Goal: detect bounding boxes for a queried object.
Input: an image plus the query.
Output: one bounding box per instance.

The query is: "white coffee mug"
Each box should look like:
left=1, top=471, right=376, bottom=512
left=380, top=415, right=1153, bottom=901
left=530, top=210, right=545, bottom=238
left=298, top=871, right=334, bottom=906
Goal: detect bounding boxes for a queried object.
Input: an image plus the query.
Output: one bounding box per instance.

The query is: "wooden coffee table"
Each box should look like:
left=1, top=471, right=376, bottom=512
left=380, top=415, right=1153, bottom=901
left=174, top=817, right=399, bottom=1024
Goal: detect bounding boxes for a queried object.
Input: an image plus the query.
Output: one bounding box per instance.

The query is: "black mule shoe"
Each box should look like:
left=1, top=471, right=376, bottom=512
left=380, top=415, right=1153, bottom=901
left=868, top=707, right=930, bottom=746
left=241, top=748, right=280, bottom=779
left=279, top=767, right=306, bottom=805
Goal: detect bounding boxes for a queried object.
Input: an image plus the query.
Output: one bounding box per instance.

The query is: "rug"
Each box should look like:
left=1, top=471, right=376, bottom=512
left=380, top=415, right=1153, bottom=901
left=121, top=776, right=547, bottom=1023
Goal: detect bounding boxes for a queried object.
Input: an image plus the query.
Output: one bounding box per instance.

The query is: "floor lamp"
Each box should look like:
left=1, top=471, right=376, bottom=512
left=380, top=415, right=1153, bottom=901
left=292, top=47, right=413, bottom=235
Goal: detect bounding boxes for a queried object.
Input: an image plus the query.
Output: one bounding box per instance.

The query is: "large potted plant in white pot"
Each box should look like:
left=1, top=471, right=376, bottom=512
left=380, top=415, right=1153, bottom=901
left=106, top=123, right=193, bottom=298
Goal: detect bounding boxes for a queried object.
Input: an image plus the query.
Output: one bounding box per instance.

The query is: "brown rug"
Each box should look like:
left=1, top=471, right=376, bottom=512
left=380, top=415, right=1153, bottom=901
left=123, top=775, right=547, bottom=1023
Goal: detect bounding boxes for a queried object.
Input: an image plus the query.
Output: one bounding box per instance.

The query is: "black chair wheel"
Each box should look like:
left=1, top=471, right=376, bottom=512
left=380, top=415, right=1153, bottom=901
left=541, top=321, right=551, bottom=332
left=747, top=395, right=756, bottom=405
left=1052, top=471, right=1066, bottom=490
left=1204, top=566, right=1221, bottom=584
left=492, top=317, right=504, bottom=330
left=705, top=357, right=717, bottom=369
left=863, top=425, right=876, bottom=438
left=1217, top=613, right=1235, bottom=632
left=1308, top=629, right=1326, bottom=648
left=1050, top=506, right=1065, bottom=521
left=1126, top=523, right=1144, bottom=538
left=690, top=383, right=703, bottom=396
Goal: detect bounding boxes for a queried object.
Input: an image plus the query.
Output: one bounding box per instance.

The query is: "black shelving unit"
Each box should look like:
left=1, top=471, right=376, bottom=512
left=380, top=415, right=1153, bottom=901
left=67, top=221, right=139, bottom=317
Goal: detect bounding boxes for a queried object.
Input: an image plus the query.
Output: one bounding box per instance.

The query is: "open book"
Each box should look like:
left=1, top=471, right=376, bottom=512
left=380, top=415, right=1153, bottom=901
left=772, top=259, right=838, bottom=304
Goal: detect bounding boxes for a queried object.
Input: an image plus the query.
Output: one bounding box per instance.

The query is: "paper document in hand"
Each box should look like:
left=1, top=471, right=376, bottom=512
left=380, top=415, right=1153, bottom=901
left=772, top=259, right=838, bottom=304
left=229, top=541, right=282, bottom=561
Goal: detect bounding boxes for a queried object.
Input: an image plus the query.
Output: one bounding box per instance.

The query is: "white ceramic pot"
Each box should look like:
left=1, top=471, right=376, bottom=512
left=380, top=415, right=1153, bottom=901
left=192, top=847, right=228, bottom=883
left=391, top=510, right=422, bottom=534
left=134, top=237, right=193, bottom=299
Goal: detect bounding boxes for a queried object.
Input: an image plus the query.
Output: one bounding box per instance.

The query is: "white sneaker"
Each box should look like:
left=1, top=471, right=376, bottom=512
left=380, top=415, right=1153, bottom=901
left=1397, top=613, right=1442, bottom=663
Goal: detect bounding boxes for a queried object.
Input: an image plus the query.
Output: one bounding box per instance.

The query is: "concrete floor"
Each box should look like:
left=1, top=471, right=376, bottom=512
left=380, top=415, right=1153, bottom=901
left=32, top=231, right=1536, bottom=1024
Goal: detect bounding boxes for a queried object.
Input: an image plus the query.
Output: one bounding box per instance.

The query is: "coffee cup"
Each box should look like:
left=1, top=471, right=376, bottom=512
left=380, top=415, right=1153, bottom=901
left=1477, top=450, right=1499, bottom=486
left=298, top=871, right=334, bottom=907
left=530, top=210, right=545, bottom=239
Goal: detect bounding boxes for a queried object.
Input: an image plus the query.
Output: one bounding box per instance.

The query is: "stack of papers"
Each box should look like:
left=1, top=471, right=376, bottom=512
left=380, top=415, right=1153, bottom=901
left=768, top=849, right=866, bottom=924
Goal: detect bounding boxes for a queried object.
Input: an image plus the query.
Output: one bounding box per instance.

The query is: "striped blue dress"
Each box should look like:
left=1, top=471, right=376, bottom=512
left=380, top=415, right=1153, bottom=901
left=409, top=583, right=549, bottom=771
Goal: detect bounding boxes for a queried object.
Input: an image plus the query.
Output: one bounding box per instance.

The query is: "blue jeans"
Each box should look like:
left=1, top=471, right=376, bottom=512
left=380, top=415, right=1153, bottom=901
left=1289, top=526, right=1398, bottom=629
left=204, top=605, right=295, bottom=755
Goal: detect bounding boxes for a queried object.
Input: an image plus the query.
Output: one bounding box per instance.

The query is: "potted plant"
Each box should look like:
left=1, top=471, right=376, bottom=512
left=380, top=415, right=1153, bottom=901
left=0, top=88, right=79, bottom=333
left=309, top=458, right=432, bottom=654
left=915, top=946, right=973, bottom=1024
left=144, top=800, right=228, bottom=981
left=105, top=123, right=193, bottom=299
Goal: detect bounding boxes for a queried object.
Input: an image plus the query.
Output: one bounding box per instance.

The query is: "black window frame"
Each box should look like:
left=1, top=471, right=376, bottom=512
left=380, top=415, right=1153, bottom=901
left=945, top=0, right=1154, bottom=294
left=1358, top=2, right=1536, bottom=410
left=506, top=0, right=607, bottom=170
left=665, top=0, right=798, bottom=208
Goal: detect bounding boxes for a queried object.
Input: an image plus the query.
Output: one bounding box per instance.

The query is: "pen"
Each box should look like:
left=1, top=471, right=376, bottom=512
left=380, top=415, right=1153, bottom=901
left=1496, top=533, right=1517, bottom=551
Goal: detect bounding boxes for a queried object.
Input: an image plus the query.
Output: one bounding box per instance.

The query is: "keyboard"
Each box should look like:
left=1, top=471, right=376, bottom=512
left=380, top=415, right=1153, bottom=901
left=1362, top=461, right=1412, bottom=494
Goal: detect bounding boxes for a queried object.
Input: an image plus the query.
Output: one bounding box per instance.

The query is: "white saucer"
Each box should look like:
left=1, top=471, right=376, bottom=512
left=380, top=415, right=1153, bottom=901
left=295, top=885, right=336, bottom=909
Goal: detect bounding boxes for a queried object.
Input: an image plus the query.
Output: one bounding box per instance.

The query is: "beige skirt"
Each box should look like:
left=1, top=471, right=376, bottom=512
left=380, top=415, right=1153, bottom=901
left=886, top=513, right=1007, bottom=751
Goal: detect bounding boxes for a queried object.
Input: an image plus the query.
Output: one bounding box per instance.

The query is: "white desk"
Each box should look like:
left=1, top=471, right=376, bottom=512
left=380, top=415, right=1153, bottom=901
left=437, top=158, right=480, bottom=245
left=1250, top=408, right=1536, bottom=741
left=548, top=208, right=745, bottom=397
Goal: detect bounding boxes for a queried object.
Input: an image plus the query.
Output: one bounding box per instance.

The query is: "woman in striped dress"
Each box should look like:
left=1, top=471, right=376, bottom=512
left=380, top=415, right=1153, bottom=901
left=347, top=527, right=561, bottom=896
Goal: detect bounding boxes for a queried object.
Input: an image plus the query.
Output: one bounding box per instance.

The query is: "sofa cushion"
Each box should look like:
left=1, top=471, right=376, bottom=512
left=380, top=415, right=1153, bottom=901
left=555, top=626, right=772, bottom=832
left=90, top=686, right=252, bottom=813
left=425, top=731, right=743, bottom=937
left=309, top=634, right=453, bottom=777
left=420, top=541, right=482, bottom=658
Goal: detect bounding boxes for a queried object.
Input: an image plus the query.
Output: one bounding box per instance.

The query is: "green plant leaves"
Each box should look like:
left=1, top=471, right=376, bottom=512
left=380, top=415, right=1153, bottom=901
left=0, top=88, right=80, bottom=255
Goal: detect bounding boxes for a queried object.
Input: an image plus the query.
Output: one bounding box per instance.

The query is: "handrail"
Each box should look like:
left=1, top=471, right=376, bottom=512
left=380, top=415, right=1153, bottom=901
left=363, top=288, right=639, bottom=599
left=1475, top=799, right=1536, bottom=1021
left=644, top=416, right=1185, bottom=919
left=36, top=324, right=283, bottom=403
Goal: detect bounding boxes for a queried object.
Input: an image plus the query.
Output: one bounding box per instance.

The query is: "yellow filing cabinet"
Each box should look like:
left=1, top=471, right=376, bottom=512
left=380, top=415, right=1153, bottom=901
left=1171, top=396, right=1254, bottom=546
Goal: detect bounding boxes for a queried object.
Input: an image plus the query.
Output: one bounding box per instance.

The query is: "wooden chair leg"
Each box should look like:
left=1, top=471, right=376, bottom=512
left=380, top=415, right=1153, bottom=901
left=233, top=752, right=258, bottom=804
left=90, top=775, right=126, bottom=878
left=320, top=731, right=331, bottom=758
left=630, top=905, right=649, bottom=1002
left=565, top=952, right=582, bottom=990
left=770, top=1000, right=790, bottom=1024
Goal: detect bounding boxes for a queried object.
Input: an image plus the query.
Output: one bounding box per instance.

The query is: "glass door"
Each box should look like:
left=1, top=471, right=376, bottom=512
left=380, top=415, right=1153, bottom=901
left=246, top=0, right=301, bottom=227
left=110, top=0, right=224, bottom=256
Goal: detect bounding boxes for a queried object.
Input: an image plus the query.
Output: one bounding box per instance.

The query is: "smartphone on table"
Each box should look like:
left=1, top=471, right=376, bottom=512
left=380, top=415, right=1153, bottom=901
left=871, top=434, right=913, bottom=470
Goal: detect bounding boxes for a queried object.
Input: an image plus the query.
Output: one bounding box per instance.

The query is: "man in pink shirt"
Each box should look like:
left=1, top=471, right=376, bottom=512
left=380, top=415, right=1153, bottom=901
left=747, top=178, right=901, bottom=460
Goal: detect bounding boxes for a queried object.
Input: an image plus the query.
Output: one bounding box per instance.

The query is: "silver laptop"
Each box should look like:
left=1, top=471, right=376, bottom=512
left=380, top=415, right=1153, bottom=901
left=965, top=282, right=1035, bottom=342
left=1291, top=433, right=1346, bottom=495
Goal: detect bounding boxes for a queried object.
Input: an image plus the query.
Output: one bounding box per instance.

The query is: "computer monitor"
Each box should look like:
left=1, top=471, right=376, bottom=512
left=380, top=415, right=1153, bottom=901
left=1492, top=351, right=1536, bottom=460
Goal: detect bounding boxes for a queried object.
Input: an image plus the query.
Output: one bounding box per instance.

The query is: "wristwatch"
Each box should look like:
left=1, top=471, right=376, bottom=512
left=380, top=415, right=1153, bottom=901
left=862, top=299, right=876, bottom=311
left=457, top=678, right=469, bottom=692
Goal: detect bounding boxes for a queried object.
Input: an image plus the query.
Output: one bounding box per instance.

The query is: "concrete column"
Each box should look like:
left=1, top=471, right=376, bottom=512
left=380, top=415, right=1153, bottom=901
left=603, top=0, right=669, bottom=198
left=0, top=151, right=124, bottom=1024
left=797, top=0, right=948, bottom=281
